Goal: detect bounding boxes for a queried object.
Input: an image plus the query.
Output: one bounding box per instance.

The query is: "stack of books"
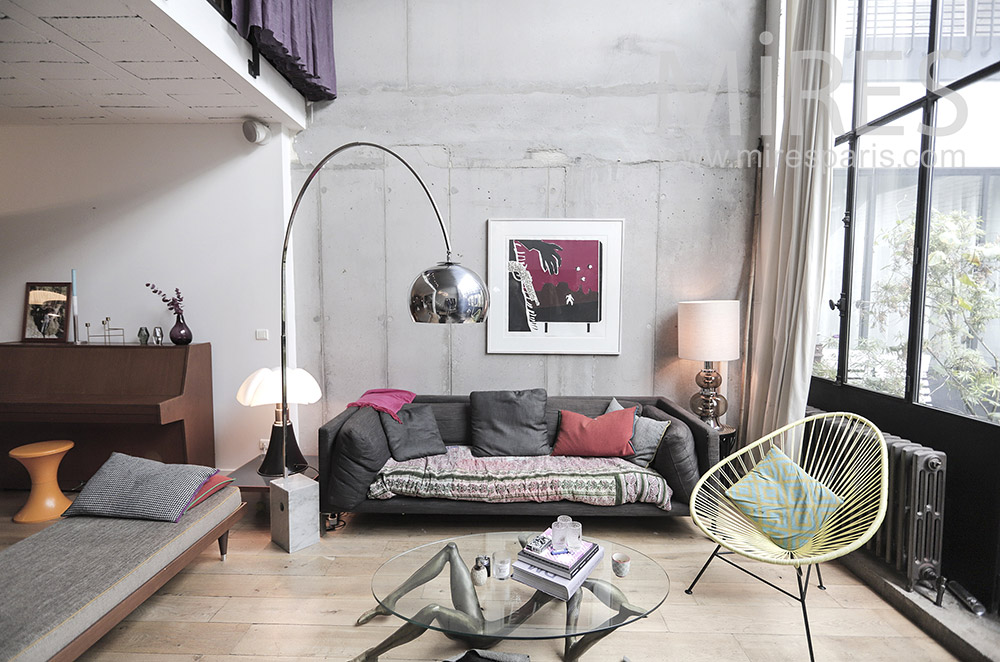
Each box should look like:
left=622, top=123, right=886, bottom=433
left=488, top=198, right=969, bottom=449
left=512, top=528, right=604, bottom=600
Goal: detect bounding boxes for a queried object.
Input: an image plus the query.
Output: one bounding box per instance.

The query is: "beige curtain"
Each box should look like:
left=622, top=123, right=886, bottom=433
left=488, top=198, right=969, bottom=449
left=743, top=0, right=836, bottom=441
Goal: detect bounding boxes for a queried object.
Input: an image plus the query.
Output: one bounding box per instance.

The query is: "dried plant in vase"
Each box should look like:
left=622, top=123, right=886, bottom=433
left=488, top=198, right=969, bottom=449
left=146, top=283, right=191, bottom=345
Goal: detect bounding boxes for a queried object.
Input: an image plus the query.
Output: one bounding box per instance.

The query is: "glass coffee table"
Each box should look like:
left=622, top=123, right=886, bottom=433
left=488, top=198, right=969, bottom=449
left=350, top=531, right=669, bottom=662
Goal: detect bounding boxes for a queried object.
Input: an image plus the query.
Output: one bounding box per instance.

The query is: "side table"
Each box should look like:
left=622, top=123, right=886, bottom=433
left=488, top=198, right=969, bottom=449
left=718, top=425, right=738, bottom=458
left=226, top=454, right=319, bottom=494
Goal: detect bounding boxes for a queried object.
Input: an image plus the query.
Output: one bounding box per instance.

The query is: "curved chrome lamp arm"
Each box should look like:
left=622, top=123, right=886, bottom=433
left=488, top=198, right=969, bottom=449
left=276, top=141, right=487, bottom=479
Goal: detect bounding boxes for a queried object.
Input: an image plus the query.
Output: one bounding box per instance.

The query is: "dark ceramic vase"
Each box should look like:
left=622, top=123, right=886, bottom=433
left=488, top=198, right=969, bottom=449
left=169, top=314, right=192, bottom=345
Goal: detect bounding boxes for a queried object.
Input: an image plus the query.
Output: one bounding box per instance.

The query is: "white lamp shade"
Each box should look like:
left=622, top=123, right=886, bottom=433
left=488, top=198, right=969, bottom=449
left=236, top=367, right=322, bottom=407
left=677, top=300, right=740, bottom=362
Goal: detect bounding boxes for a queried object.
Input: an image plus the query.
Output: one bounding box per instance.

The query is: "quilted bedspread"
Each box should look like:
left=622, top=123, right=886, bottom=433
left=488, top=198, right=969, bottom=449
left=367, top=446, right=672, bottom=510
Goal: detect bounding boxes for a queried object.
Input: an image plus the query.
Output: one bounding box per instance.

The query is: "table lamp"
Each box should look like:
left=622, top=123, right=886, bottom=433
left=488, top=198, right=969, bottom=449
left=677, top=300, right=740, bottom=430
left=236, top=366, right=321, bottom=476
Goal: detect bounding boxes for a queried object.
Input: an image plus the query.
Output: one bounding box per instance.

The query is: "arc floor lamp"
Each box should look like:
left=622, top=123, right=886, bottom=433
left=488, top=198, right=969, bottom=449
left=269, top=141, right=489, bottom=551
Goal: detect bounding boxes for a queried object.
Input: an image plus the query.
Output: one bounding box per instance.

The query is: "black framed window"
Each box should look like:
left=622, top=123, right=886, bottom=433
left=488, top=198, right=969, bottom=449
left=814, top=0, right=1000, bottom=426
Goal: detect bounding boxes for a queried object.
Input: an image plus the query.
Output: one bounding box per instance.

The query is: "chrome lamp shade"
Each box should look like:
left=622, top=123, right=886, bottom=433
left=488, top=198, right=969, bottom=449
left=410, top=262, right=488, bottom=324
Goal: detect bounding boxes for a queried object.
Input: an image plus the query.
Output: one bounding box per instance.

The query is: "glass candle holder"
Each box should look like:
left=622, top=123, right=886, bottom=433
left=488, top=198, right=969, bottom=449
left=566, top=521, right=583, bottom=550
left=494, top=553, right=512, bottom=580
left=551, top=521, right=569, bottom=549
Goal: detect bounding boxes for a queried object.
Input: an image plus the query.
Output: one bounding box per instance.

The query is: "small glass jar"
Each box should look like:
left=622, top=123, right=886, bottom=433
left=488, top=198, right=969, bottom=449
left=552, top=521, right=569, bottom=549
left=494, top=554, right=512, bottom=580
left=566, top=521, right=583, bottom=550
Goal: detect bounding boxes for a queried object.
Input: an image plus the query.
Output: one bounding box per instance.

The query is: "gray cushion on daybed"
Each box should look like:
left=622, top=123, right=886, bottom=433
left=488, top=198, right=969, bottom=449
left=327, top=406, right=392, bottom=509
left=0, top=486, right=241, bottom=662
left=63, top=452, right=217, bottom=523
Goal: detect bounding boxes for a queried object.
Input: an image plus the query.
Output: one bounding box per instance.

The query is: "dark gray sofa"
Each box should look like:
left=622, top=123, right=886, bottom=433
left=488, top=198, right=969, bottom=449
left=318, top=394, right=719, bottom=518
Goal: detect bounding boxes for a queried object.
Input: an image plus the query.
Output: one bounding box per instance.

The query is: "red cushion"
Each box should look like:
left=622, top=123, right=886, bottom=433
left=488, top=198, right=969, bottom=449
left=552, top=407, right=637, bottom=457
left=186, top=472, right=234, bottom=511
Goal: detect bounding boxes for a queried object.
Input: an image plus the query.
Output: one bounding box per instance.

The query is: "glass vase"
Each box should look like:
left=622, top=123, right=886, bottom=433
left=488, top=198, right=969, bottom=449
left=169, top=314, right=192, bottom=345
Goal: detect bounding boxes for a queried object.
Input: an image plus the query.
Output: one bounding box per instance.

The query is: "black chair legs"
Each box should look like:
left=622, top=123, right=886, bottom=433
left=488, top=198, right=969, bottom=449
left=796, top=566, right=816, bottom=662
left=686, top=546, right=818, bottom=662
left=685, top=544, right=721, bottom=595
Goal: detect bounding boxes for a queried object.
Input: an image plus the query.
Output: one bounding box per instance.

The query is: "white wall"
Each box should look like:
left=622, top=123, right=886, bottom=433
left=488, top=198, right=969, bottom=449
left=290, top=0, right=764, bottom=441
left=0, top=124, right=288, bottom=470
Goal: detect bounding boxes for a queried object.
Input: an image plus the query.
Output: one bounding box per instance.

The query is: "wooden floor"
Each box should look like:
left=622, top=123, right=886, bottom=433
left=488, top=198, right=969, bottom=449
left=0, top=492, right=959, bottom=662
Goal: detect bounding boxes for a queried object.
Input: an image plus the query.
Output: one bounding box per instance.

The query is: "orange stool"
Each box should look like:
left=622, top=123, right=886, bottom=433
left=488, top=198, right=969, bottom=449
left=9, top=440, right=74, bottom=523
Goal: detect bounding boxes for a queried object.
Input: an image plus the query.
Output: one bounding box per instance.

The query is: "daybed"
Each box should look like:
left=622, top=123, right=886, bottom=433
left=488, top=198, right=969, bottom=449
left=319, top=392, right=719, bottom=518
left=0, top=486, right=244, bottom=662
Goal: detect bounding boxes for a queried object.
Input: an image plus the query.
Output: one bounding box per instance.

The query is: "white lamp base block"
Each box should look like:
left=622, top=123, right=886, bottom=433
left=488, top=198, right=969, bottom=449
left=269, top=473, right=320, bottom=553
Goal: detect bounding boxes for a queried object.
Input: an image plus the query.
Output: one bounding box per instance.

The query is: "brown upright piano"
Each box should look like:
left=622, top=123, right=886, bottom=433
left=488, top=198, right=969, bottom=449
left=0, top=343, right=214, bottom=490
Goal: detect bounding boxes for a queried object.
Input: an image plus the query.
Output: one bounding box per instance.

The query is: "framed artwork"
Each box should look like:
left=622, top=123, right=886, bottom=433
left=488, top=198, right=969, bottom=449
left=487, top=219, right=623, bottom=354
left=22, top=282, right=72, bottom=342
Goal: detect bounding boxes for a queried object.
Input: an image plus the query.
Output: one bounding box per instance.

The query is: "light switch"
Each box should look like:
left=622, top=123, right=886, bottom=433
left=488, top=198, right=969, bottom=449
left=255, top=329, right=269, bottom=341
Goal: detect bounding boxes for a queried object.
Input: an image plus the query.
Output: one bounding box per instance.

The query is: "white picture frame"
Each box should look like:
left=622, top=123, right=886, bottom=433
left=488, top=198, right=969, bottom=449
left=487, top=218, right=623, bottom=355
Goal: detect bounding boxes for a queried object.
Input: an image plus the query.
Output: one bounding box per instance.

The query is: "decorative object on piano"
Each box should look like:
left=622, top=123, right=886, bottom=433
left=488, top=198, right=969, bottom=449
left=71, top=269, right=81, bottom=344
left=138, top=326, right=150, bottom=345
left=22, top=282, right=72, bottom=343
left=146, top=283, right=192, bottom=346
left=236, top=366, right=321, bottom=476
left=153, top=326, right=164, bottom=345
left=169, top=314, right=193, bottom=345
left=145, top=283, right=184, bottom=315
left=84, top=317, right=125, bottom=345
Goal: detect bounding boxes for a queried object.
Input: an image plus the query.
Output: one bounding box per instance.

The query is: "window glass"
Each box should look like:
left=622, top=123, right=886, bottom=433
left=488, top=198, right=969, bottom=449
left=937, top=0, right=1000, bottom=85
left=920, top=76, right=1000, bottom=423
left=846, top=112, right=923, bottom=396
left=814, top=143, right=851, bottom=381
left=833, top=0, right=858, bottom=133
left=857, top=0, right=931, bottom=124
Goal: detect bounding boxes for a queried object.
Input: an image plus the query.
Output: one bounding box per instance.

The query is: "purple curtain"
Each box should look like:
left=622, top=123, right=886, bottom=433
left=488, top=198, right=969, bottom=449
left=231, top=0, right=336, bottom=102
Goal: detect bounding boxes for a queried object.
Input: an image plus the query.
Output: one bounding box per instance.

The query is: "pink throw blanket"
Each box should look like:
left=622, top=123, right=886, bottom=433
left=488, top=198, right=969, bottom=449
left=347, top=389, right=416, bottom=422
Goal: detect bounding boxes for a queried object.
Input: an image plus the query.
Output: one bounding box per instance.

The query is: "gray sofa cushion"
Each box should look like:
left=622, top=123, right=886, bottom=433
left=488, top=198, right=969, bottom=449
left=328, top=407, right=392, bottom=510
left=64, top=452, right=217, bottom=523
left=606, top=397, right=670, bottom=468
left=643, top=405, right=700, bottom=504
left=469, top=389, right=550, bottom=457
left=379, top=404, right=447, bottom=461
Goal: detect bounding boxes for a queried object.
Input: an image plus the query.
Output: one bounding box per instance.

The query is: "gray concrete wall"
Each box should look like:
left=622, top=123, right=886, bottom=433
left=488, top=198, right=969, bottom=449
left=292, top=0, right=764, bottom=448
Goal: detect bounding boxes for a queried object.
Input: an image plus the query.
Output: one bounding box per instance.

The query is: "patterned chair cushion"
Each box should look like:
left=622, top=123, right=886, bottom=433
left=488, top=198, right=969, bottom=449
left=725, top=446, right=843, bottom=551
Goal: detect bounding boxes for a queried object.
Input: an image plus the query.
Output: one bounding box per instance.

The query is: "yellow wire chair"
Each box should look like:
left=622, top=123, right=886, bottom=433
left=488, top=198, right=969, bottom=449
left=685, top=412, right=888, bottom=661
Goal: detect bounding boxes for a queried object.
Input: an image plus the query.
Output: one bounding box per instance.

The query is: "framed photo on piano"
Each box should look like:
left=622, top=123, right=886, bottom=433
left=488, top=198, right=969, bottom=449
left=22, top=282, right=72, bottom=342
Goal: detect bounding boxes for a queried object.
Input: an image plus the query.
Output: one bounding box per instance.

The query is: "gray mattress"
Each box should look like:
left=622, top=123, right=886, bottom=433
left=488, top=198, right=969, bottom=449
left=0, top=486, right=242, bottom=662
